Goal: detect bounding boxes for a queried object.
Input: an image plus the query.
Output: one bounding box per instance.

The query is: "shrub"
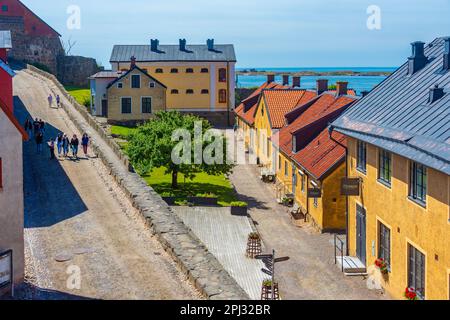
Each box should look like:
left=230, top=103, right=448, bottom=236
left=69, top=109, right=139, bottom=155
left=248, top=232, right=260, bottom=240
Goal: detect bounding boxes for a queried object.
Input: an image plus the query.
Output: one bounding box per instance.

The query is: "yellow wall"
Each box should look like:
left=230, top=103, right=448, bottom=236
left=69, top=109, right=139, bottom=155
left=253, top=99, right=273, bottom=166
left=115, top=62, right=232, bottom=111
left=276, top=150, right=347, bottom=232
left=347, top=137, right=450, bottom=300
left=107, top=69, right=166, bottom=122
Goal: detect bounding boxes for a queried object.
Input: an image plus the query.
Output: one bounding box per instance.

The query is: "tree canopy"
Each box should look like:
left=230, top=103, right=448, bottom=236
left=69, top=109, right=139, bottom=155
left=127, top=111, right=233, bottom=188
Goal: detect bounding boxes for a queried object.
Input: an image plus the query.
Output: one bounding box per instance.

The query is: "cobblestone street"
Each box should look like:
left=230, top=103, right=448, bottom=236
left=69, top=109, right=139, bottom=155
left=13, top=70, right=201, bottom=300
left=229, top=164, right=390, bottom=300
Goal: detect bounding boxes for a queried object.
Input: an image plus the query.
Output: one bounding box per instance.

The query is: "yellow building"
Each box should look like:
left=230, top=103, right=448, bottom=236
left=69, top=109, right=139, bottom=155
left=331, top=38, right=450, bottom=300
left=105, top=64, right=167, bottom=124
left=274, top=90, right=356, bottom=232
left=109, top=39, right=236, bottom=126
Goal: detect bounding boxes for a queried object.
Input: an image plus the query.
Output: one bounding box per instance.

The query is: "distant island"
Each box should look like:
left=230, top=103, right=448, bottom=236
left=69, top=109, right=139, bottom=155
left=237, top=69, right=392, bottom=77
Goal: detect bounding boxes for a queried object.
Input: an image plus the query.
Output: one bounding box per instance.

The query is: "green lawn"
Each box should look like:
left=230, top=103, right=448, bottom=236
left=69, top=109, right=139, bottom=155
left=65, top=86, right=91, bottom=107
left=110, top=125, right=137, bottom=139
left=143, top=167, right=238, bottom=206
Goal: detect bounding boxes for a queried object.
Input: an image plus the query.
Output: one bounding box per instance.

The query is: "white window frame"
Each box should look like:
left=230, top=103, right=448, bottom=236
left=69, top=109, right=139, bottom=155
left=141, top=96, right=152, bottom=114
left=117, top=82, right=123, bottom=89
left=149, top=82, right=156, bottom=88
left=120, top=96, right=132, bottom=114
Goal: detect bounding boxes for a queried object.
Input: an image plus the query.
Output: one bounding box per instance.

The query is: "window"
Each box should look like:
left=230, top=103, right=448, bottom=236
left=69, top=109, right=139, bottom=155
left=170, top=68, right=178, bottom=73
left=201, top=89, right=209, bottom=94
left=186, top=68, right=194, bottom=73
left=357, top=141, right=367, bottom=173
left=378, top=222, right=391, bottom=270
left=121, top=97, right=132, bottom=114
left=408, top=244, right=425, bottom=299
left=285, top=161, right=288, bottom=177
left=149, top=82, right=156, bottom=88
left=201, top=68, right=209, bottom=73
left=219, top=89, right=227, bottom=103
left=278, top=155, right=282, bottom=170
left=155, top=68, right=163, bottom=73
left=141, top=97, right=152, bottom=114
left=0, top=157, right=3, bottom=189
left=378, top=149, right=392, bottom=186
left=131, top=75, right=141, bottom=88
left=186, top=89, right=194, bottom=94
left=409, top=162, right=427, bottom=204
left=171, top=89, right=179, bottom=94
left=218, top=68, right=227, bottom=82
left=117, top=82, right=123, bottom=89
left=2, top=5, right=8, bottom=12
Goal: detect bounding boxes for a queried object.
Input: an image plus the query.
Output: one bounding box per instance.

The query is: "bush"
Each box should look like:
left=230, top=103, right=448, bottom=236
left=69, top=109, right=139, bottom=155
left=248, top=232, right=260, bottom=240
left=195, top=192, right=217, bottom=198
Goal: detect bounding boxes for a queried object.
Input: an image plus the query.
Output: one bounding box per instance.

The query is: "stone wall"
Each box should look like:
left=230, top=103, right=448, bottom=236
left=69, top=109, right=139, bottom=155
left=57, top=55, right=100, bottom=87
left=0, top=16, right=63, bottom=74
left=25, top=65, right=249, bottom=300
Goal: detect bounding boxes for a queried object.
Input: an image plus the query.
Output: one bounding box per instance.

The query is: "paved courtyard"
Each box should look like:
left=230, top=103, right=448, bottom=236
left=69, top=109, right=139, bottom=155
left=229, top=164, right=391, bottom=300
left=172, top=206, right=267, bottom=300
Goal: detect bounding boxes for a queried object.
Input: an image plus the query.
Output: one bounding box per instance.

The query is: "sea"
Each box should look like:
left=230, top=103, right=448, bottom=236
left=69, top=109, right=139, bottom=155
left=236, top=67, right=397, bottom=94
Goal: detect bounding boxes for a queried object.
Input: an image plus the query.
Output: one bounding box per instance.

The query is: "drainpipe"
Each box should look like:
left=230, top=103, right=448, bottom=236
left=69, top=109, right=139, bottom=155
left=328, top=125, right=349, bottom=256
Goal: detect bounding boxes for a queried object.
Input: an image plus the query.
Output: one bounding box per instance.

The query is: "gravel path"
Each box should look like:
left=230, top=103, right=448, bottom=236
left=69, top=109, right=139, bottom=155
left=13, top=71, right=201, bottom=300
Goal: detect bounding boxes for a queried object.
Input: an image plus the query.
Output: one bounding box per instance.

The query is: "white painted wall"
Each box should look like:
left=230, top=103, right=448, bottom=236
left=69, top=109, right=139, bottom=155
left=0, top=110, right=24, bottom=286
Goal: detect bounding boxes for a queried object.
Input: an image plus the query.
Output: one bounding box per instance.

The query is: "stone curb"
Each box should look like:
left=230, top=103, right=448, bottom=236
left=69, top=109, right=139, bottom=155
left=24, top=65, right=249, bottom=300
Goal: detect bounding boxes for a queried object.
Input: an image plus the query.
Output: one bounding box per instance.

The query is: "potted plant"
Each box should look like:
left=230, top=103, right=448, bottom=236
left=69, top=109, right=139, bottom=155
left=281, top=196, right=294, bottom=207
left=374, top=258, right=389, bottom=274
left=246, top=232, right=262, bottom=258
left=230, top=201, right=248, bottom=215
left=404, top=287, right=419, bottom=300
left=261, top=279, right=279, bottom=300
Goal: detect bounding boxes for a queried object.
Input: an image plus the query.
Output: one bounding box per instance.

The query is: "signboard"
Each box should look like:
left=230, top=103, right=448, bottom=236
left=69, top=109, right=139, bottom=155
left=341, top=178, right=360, bottom=196
left=0, top=250, right=12, bottom=290
left=307, top=188, right=322, bottom=198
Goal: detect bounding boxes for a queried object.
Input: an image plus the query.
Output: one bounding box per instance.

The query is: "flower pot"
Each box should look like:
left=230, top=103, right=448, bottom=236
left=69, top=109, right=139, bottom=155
left=246, top=235, right=262, bottom=258
left=231, top=206, right=248, bottom=216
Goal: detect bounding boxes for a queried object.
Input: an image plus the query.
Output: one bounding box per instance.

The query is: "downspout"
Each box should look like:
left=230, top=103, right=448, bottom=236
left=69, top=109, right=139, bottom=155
left=328, top=125, right=349, bottom=256
left=227, top=61, right=231, bottom=127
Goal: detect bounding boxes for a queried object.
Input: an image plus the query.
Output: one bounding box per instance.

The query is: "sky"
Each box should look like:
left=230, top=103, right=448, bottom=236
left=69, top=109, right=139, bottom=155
left=21, top=0, right=450, bottom=69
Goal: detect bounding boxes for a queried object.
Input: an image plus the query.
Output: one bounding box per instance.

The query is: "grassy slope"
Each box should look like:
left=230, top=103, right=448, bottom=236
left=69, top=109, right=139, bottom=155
left=65, top=86, right=91, bottom=106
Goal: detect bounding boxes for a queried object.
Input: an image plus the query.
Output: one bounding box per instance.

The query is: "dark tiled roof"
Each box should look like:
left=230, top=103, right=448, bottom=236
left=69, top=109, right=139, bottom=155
left=332, top=37, right=450, bottom=175
left=110, top=44, right=236, bottom=62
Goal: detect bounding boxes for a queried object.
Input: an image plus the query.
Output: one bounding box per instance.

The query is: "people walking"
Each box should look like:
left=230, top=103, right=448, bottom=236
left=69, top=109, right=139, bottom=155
left=56, top=133, right=63, bottom=157
left=56, top=95, right=61, bottom=108
left=62, top=134, right=70, bottom=157
left=70, top=134, right=79, bottom=159
left=48, top=138, right=55, bottom=159
left=48, top=94, right=53, bottom=108
left=39, top=119, right=45, bottom=133
left=35, top=131, right=43, bottom=154
left=81, top=133, right=90, bottom=158
left=24, top=118, right=33, bottom=139
left=33, top=118, right=40, bottom=136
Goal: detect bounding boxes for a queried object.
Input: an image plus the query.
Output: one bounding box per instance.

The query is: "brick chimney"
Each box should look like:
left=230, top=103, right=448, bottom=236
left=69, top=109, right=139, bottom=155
left=282, top=75, right=290, bottom=86
left=267, top=74, right=275, bottom=83
left=336, top=81, right=348, bottom=96
left=316, top=79, right=328, bottom=95
left=150, top=39, right=159, bottom=52
left=179, top=39, right=187, bottom=51
left=130, top=56, right=136, bottom=68
left=408, top=41, right=428, bottom=75
left=444, top=37, right=450, bottom=71
left=292, top=76, right=301, bottom=88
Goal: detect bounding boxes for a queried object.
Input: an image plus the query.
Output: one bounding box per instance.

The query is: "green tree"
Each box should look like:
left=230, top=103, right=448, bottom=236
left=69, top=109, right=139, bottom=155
left=127, top=111, right=233, bottom=189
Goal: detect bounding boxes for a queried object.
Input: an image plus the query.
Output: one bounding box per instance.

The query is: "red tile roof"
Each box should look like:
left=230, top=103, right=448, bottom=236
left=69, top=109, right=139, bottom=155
left=274, top=93, right=356, bottom=179
left=0, top=97, right=28, bottom=141
left=261, top=89, right=317, bottom=129
left=292, top=129, right=347, bottom=179
left=235, top=81, right=289, bottom=125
